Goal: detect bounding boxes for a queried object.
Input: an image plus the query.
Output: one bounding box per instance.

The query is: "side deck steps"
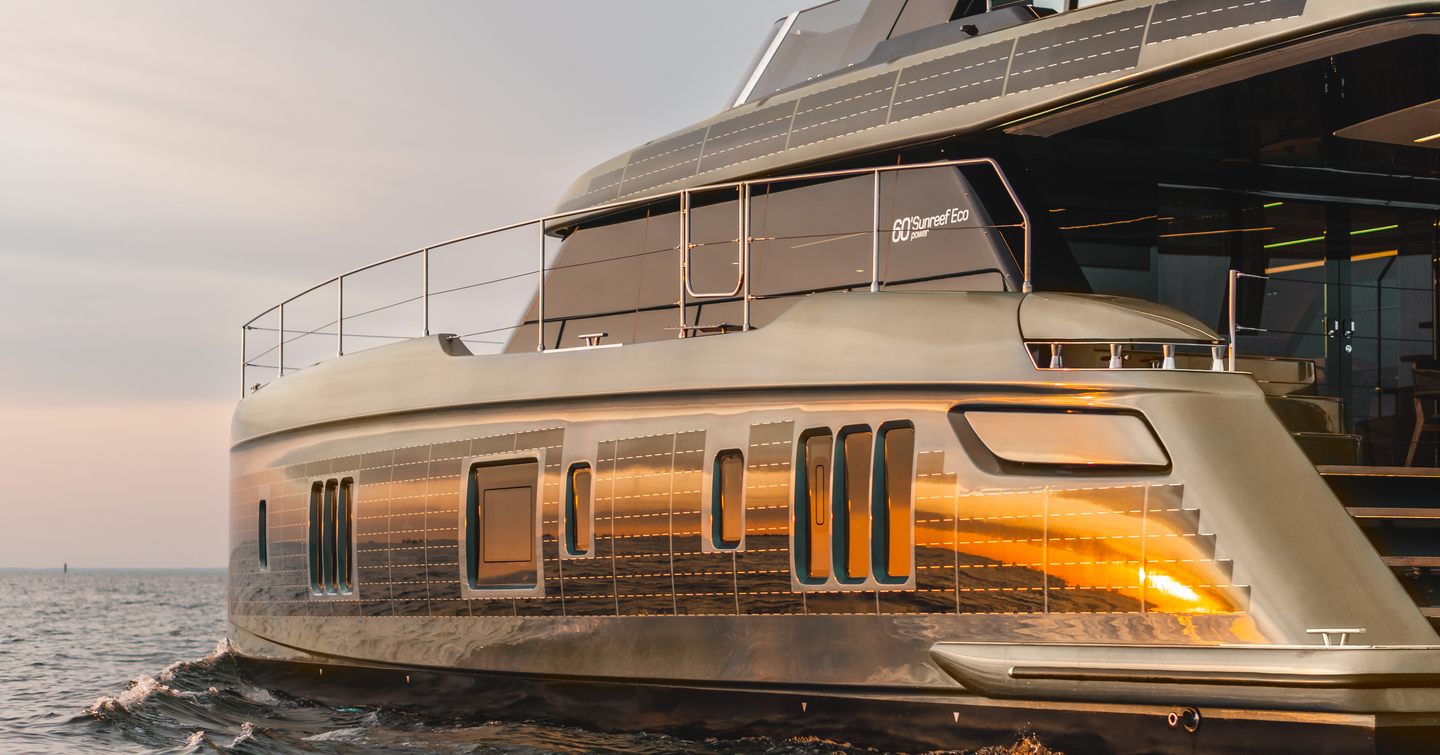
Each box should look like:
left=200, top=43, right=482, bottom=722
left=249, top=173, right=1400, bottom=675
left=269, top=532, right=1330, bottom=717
left=1321, top=467, right=1440, bottom=631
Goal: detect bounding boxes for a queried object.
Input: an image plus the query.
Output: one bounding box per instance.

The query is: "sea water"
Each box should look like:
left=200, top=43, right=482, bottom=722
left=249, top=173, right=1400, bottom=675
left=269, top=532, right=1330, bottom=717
left=0, top=570, right=1052, bottom=753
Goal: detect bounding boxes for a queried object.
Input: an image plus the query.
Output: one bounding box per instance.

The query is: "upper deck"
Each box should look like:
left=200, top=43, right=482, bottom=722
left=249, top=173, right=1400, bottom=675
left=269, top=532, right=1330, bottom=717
left=556, top=0, right=1433, bottom=213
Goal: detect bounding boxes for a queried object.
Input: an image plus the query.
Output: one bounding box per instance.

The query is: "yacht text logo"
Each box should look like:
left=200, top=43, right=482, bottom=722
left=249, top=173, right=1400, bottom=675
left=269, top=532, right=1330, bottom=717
left=891, top=207, right=971, bottom=243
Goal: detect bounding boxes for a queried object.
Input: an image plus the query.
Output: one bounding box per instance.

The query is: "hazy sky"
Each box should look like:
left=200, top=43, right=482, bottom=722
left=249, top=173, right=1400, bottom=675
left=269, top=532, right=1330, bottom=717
left=0, top=1, right=795, bottom=567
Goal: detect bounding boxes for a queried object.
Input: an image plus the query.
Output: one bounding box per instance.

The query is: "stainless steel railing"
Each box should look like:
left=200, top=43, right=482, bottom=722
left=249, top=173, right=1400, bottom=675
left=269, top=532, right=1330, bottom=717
left=240, top=158, right=1031, bottom=396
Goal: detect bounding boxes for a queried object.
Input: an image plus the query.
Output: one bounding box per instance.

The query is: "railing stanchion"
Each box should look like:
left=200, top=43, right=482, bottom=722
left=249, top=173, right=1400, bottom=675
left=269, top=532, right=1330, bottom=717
left=1228, top=269, right=1237, bottom=372
left=422, top=247, right=430, bottom=337
left=337, top=276, right=345, bottom=357
left=277, top=302, right=285, bottom=379
left=537, top=223, right=546, bottom=352
left=870, top=170, right=880, bottom=293
left=679, top=191, right=690, bottom=337
left=741, top=183, right=751, bottom=330
left=240, top=326, right=247, bottom=398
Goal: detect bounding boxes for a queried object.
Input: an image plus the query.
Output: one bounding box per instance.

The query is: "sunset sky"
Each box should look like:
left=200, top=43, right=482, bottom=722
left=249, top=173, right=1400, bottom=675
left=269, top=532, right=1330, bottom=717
left=0, top=1, right=795, bottom=567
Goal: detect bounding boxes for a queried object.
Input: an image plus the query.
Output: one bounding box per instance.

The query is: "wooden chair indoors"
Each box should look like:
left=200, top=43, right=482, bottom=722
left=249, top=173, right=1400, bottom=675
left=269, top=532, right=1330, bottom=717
left=1405, top=360, right=1440, bottom=466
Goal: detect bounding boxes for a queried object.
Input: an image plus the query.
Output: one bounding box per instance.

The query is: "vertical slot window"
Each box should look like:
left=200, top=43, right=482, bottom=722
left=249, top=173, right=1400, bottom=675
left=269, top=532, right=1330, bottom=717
left=307, top=482, right=323, bottom=593
left=875, top=422, right=915, bottom=583
left=565, top=462, right=593, bottom=556
left=307, top=477, right=355, bottom=596
left=797, top=430, right=833, bottom=582
left=336, top=478, right=353, bottom=593
left=836, top=428, right=872, bottom=583
left=712, top=449, right=745, bottom=549
left=322, top=480, right=338, bottom=592
left=465, top=459, right=540, bottom=589
left=257, top=500, right=268, bottom=570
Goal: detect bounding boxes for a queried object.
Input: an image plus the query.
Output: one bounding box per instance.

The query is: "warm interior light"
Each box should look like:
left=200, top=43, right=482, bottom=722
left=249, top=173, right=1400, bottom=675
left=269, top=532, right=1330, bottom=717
left=1159, top=226, right=1273, bottom=239
left=1352, top=249, right=1399, bottom=263
left=1264, top=260, right=1325, bottom=274
left=1415, top=132, right=1440, bottom=144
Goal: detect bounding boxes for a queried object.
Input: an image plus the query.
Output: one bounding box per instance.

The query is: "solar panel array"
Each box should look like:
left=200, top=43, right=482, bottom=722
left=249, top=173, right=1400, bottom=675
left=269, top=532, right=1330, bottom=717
left=561, top=0, right=1309, bottom=213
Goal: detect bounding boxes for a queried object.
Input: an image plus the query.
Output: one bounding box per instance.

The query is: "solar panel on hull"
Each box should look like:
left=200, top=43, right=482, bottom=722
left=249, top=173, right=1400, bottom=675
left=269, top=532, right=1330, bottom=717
left=697, top=101, right=797, bottom=174
left=618, top=126, right=708, bottom=196
left=1007, top=6, right=1150, bottom=94
left=889, top=42, right=1010, bottom=123
left=1147, top=0, right=1306, bottom=44
left=787, top=71, right=899, bottom=148
left=570, top=167, right=625, bottom=210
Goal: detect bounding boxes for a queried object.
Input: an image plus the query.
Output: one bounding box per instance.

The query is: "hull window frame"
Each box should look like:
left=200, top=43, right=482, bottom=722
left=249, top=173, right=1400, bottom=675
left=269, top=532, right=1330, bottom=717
left=257, top=499, right=269, bottom=571
left=834, top=425, right=873, bottom=585
left=460, top=454, right=545, bottom=598
left=795, top=428, right=835, bottom=585
left=564, top=461, right=595, bottom=557
left=711, top=449, right=746, bottom=550
left=874, top=421, right=916, bottom=585
left=306, top=474, right=358, bottom=599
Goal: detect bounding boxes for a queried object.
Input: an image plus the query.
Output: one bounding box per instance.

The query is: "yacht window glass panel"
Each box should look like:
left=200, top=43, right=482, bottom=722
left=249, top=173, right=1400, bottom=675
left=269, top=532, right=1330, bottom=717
left=307, top=478, right=355, bottom=596
left=839, top=429, right=872, bottom=581
left=322, top=480, right=338, bottom=592
left=307, top=482, right=322, bottom=593
left=565, top=463, right=593, bottom=556
left=713, top=449, right=745, bottom=548
left=745, top=0, right=906, bottom=103
left=466, top=459, right=540, bottom=589
left=879, top=424, right=915, bottom=581
left=687, top=188, right=743, bottom=297
left=799, top=430, right=834, bottom=581
left=336, top=478, right=353, bottom=593
left=257, top=500, right=268, bottom=570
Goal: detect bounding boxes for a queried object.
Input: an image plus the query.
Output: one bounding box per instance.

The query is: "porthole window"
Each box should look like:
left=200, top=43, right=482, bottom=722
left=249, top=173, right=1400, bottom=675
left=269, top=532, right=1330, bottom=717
left=465, top=458, right=540, bottom=589
left=712, top=449, right=745, bottom=549
left=875, top=422, right=915, bottom=583
left=257, top=499, right=269, bottom=570
left=565, top=462, right=594, bottom=556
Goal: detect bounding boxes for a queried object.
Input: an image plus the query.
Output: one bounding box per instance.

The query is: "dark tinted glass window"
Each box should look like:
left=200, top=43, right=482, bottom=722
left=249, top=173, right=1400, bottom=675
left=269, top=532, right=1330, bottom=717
left=566, top=463, right=593, bottom=556
left=307, top=482, right=322, bottom=593
left=713, top=449, right=745, bottom=548
left=257, top=500, right=268, bottom=570
left=336, top=478, right=353, bottom=593
left=466, top=459, right=540, bottom=588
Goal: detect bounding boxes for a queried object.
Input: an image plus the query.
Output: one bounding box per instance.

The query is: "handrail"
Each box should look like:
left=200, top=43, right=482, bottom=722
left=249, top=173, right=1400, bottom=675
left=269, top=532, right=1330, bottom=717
left=241, top=158, right=1031, bottom=396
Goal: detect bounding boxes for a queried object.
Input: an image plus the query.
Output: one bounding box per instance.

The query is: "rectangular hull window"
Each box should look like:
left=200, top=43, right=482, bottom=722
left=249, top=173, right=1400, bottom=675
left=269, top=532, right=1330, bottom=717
left=336, top=479, right=353, bottom=593
left=307, top=477, right=355, bottom=596
left=713, top=449, right=745, bottom=548
left=466, top=459, right=540, bottom=589
left=838, top=429, right=872, bottom=582
left=257, top=499, right=268, bottom=570
left=322, top=480, right=337, bottom=591
left=798, top=430, right=834, bottom=582
left=566, top=463, right=593, bottom=556
left=877, top=423, right=915, bottom=582
left=307, top=483, right=322, bottom=593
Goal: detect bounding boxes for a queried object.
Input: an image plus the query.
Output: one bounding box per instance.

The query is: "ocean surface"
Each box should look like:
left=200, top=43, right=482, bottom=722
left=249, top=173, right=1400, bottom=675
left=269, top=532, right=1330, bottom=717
left=0, top=570, right=1052, bottom=754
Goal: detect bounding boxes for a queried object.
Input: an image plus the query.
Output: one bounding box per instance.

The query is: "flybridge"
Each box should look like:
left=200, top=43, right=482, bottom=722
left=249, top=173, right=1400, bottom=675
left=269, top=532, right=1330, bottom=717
left=731, top=0, right=1116, bottom=107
